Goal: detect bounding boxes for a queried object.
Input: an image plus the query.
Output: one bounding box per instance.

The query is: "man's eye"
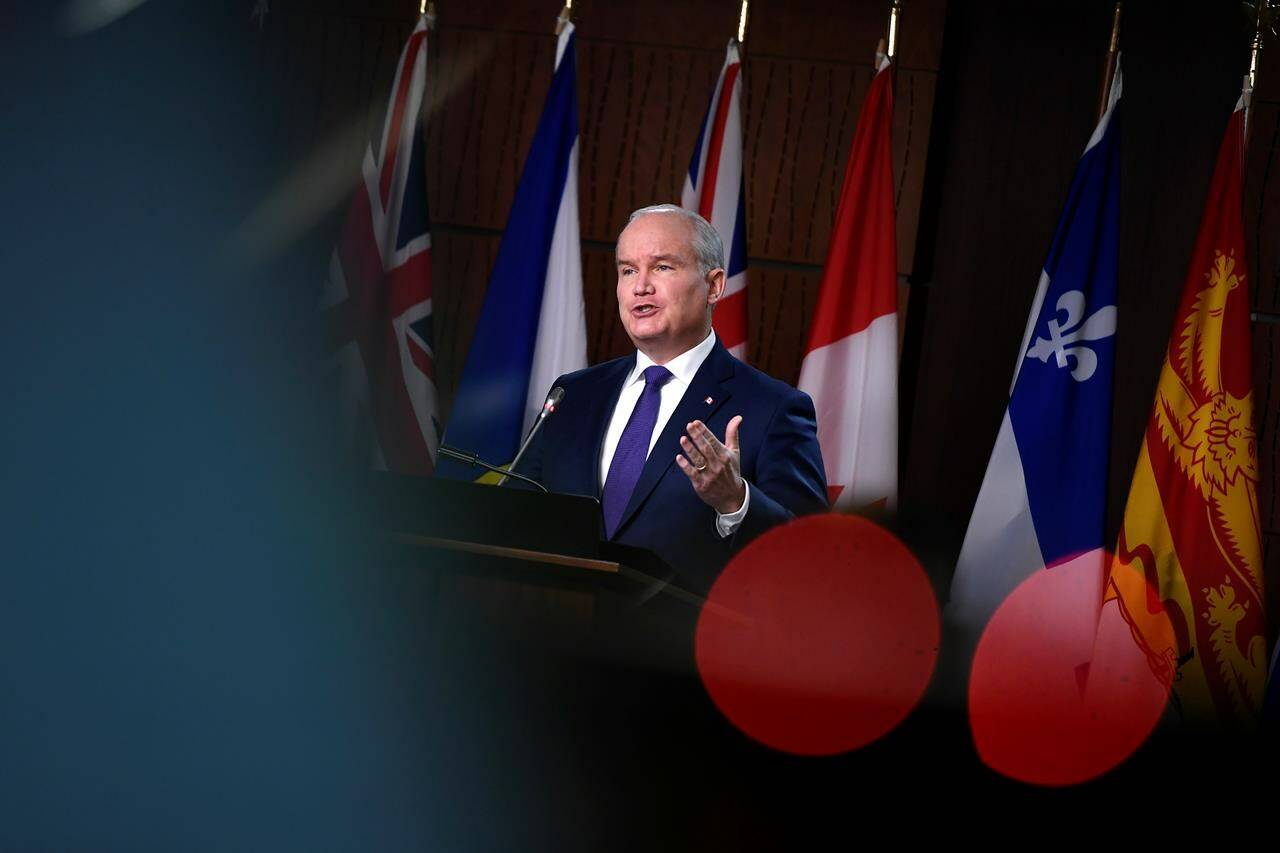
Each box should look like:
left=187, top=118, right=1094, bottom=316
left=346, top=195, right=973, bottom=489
left=620, top=268, right=635, bottom=276
left=655, top=264, right=672, bottom=271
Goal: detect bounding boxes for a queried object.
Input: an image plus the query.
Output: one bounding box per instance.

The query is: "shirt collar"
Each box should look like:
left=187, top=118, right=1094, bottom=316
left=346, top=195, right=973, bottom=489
left=631, top=330, right=717, bottom=388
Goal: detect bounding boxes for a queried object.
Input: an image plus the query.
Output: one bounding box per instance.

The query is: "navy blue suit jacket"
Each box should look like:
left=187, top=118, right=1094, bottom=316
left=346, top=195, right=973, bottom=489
left=514, top=340, right=828, bottom=594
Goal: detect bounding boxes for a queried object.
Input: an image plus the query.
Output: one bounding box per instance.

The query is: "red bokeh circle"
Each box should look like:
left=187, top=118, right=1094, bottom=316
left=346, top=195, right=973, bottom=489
left=968, top=554, right=1171, bottom=786
left=695, top=514, right=939, bottom=756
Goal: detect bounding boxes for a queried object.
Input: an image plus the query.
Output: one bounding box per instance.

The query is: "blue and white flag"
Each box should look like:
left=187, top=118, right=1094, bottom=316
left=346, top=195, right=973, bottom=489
left=947, top=62, right=1123, bottom=653
left=441, top=22, right=587, bottom=474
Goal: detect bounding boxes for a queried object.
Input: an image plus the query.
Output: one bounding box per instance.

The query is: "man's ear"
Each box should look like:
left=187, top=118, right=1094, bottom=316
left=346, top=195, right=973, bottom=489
left=705, top=268, right=728, bottom=306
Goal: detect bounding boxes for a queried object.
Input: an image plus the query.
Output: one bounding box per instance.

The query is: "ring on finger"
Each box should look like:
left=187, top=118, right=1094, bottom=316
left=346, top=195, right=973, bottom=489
left=682, top=439, right=705, bottom=470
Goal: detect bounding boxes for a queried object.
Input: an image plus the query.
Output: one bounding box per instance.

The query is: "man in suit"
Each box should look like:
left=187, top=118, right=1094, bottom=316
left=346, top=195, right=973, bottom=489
left=515, top=204, right=828, bottom=594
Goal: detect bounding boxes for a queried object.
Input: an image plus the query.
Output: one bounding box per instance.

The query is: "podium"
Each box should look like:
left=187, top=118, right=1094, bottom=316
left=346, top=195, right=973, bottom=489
left=363, top=472, right=710, bottom=673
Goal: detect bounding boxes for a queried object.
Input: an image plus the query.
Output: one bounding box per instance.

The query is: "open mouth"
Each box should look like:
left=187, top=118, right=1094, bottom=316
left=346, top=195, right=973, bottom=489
left=632, top=304, right=659, bottom=317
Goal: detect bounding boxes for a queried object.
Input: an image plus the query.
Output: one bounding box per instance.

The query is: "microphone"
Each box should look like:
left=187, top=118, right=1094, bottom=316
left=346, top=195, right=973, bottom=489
left=438, top=444, right=549, bottom=493
left=498, top=386, right=565, bottom=487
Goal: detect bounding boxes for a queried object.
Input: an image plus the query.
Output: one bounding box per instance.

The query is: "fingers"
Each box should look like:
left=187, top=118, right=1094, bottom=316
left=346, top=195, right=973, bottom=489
left=725, top=415, right=743, bottom=453
left=686, top=420, right=725, bottom=460
left=678, top=418, right=747, bottom=516
left=679, top=418, right=741, bottom=477
left=675, top=452, right=700, bottom=480
left=686, top=418, right=743, bottom=458
left=679, top=434, right=708, bottom=470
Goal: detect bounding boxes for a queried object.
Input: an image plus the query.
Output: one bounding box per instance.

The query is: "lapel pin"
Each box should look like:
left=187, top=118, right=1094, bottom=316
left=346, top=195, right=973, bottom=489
left=704, top=396, right=714, bottom=405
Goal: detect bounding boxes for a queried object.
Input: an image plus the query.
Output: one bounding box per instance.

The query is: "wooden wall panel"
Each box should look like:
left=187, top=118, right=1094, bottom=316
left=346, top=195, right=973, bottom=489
left=429, top=232, right=500, bottom=416
left=583, top=247, right=629, bottom=363
left=1257, top=323, right=1280, bottom=533
left=1267, top=533, right=1280, bottom=638
left=575, top=41, right=724, bottom=239
left=745, top=266, right=825, bottom=383
left=740, top=61, right=934, bottom=272
left=1250, top=66, right=1279, bottom=614
left=1256, top=321, right=1278, bottom=627
left=746, top=58, right=864, bottom=264
left=1245, top=100, right=1279, bottom=316
left=890, top=68, right=934, bottom=272
left=749, top=0, right=947, bottom=68
left=428, top=29, right=555, bottom=229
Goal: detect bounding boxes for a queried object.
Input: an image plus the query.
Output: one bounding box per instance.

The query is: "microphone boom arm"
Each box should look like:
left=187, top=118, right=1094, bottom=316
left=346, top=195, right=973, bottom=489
left=438, top=444, right=549, bottom=493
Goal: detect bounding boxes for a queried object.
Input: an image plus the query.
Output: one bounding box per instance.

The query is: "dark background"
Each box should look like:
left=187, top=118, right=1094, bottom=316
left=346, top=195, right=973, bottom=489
left=1, top=0, right=1277, bottom=848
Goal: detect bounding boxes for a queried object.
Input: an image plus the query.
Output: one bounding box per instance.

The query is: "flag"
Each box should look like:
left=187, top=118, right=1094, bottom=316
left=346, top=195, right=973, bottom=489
left=440, top=22, right=587, bottom=474
left=682, top=39, right=749, bottom=360
left=1101, top=87, right=1266, bottom=727
left=797, top=51, right=899, bottom=512
left=947, top=63, right=1123, bottom=653
left=322, top=14, right=439, bottom=474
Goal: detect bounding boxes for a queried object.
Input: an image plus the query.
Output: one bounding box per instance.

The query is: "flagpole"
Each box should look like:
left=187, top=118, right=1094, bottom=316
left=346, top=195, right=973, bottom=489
left=885, top=0, right=901, bottom=61
left=1096, top=2, right=1122, bottom=121
left=1244, top=2, right=1274, bottom=144
left=421, top=1, right=436, bottom=28
left=736, top=1, right=750, bottom=50
left=556, top=0, right=573, bottom=35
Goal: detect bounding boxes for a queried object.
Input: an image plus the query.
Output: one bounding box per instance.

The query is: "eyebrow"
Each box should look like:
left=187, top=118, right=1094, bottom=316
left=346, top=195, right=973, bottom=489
left=616, top=253, right=684, bottom=267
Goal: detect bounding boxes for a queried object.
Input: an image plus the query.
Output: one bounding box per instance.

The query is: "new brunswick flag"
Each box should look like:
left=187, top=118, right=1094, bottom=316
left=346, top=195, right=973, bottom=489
left=1102, top=92, right=1266, bottom=727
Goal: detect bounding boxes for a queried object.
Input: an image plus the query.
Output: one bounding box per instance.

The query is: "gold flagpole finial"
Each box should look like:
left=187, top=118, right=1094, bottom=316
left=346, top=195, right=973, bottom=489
left=556, top=0, right=573, bottom=35
left=421, top=1, right=436, bottom=27
left=1097, top=2, right=1122, bottom=120
left=1244, top=1, right=1276, bottom=89
left=1240, top=1, right=1277, bottom=139
left=1108, top=1, right=1122, bottom=53
left=886, top=0, right=902, bottom=61
left=737, top=1, right=750, bottom=46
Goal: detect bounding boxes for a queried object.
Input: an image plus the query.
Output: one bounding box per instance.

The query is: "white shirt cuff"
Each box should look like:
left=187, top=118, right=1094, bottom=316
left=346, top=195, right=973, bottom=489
left=715, top=482, right=750, bottom=538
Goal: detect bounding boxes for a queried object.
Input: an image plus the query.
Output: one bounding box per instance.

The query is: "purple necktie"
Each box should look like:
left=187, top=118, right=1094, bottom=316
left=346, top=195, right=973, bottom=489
left=602, top=365, right=672, bottom=537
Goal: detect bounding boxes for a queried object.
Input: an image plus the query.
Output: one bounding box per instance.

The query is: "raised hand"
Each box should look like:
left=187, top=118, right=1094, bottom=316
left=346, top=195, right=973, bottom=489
left=676, top=416, right=746, bottom=515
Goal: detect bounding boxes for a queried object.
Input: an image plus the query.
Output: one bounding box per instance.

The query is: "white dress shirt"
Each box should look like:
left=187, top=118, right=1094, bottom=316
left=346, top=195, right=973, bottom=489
left=599, top=331, right=749, bottom=537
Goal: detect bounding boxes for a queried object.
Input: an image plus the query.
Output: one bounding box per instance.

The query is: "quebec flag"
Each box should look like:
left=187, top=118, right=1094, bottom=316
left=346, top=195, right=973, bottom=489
left=440, top=22, right=587, bottom=474
left=947, top=62, right=1123, bottom=656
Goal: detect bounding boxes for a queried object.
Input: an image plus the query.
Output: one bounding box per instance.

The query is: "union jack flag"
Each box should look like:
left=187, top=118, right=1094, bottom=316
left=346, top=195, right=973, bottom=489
left=322, top=14, right=439, bottom=474
left=682, top=39, right=749, bottom=360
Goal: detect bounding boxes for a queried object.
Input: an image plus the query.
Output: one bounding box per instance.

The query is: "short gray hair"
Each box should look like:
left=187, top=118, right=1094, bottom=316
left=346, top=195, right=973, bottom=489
left=625, top=204, right=724, bottom=276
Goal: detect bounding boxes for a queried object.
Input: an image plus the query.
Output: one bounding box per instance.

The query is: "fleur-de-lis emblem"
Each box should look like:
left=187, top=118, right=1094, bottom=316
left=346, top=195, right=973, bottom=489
left=1025, top=290, right=1116, bottom=382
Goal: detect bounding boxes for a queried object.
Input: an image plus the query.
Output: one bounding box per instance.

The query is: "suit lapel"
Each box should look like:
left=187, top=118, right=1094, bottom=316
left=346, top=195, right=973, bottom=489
left=582, top=355, right=634, bottom=494
left=614, top=343, right=735, bottom=535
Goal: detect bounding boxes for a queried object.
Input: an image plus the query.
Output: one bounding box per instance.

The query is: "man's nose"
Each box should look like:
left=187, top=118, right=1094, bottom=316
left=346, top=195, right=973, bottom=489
left=632, top=271, right=655, bottom=294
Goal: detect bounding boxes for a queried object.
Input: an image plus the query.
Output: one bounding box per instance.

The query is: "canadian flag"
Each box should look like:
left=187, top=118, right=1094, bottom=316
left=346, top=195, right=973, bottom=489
left=797, top=52, right=898, bottom=512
